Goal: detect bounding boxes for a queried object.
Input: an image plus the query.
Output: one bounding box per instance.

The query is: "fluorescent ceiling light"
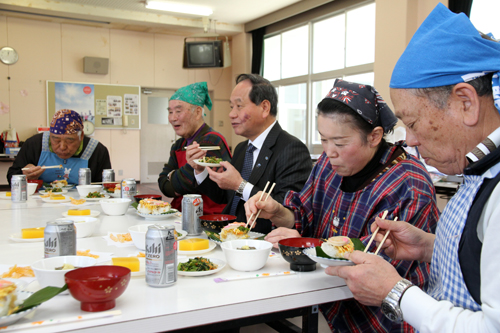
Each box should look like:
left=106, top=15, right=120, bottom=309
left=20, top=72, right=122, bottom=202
left=145, top=1, right=213, bottom=16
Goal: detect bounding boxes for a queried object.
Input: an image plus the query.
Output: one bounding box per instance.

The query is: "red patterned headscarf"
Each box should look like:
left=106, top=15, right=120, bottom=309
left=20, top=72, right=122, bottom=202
left=324, top=79, right=398, bottom=133
left=50, top=109, right=83, bottom=135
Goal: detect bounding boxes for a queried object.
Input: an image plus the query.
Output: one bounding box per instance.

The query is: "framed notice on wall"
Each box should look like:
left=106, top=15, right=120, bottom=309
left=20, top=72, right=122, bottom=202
left=46, top=81, right=141, bottom=130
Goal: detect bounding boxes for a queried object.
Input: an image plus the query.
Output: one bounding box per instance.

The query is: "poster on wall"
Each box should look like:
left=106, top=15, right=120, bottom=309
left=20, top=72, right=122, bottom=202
left=96, top=99, right=107, bottom=116
left=107, top=95, right=122, bottom=117
left=55, top=82, right=95, bottom=126
left=47, top=81, right=141, bottom=130
left=124, top=94, right=139, bottom=115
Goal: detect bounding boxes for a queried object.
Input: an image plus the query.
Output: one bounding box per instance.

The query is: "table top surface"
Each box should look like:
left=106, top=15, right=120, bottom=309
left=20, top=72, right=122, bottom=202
left=0, top=189, right=351, bottom=332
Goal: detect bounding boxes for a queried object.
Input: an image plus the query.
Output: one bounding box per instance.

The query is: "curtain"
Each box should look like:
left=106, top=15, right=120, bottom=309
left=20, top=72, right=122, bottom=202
left=448, top=0, right=473, bottom=17
left=251, top=27, right=266, bottom=75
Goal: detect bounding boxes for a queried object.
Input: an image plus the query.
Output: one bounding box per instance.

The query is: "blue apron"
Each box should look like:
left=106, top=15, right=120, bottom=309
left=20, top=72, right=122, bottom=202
left=37, top=131, right=98, bottom=184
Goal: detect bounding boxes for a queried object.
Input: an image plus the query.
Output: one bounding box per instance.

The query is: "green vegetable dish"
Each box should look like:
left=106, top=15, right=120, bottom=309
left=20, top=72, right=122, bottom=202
left=201, top=156, right=222, bottom=164
left=177, top=257, right=218, bottom=272
left=86, top=191, right=104, bottom=198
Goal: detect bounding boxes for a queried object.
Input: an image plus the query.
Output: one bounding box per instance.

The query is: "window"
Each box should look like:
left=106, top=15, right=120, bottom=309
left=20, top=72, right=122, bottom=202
left=263, top=2, right=375, bottom=151
left=470, top=0, right=500, bottom=38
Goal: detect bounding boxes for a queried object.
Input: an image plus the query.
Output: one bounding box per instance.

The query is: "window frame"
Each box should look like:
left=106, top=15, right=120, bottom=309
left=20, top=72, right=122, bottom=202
left=263, top=1, right=375, bottom=153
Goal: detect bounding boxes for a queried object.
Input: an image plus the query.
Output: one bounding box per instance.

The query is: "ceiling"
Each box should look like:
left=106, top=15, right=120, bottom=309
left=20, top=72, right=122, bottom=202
left=0, top=0, right=310, bottom=37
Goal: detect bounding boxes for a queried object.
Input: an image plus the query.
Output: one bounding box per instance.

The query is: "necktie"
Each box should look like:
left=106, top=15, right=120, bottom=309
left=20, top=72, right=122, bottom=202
left=229, top=143, right=256, bottom=216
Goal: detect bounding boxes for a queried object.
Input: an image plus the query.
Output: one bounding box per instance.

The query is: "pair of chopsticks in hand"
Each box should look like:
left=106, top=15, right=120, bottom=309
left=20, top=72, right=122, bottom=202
left=22, top=164, right=62, bottom=171
left=364, top=210, right=398, bottom=255
left=183, top=146, right=220, bottom=151
left=246, top=181, right=276, bottom=229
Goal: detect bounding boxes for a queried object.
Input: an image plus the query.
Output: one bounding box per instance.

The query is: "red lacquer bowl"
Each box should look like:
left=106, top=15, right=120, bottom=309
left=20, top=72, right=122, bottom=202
left=65, top=266, right=131, bottom=312
left=278, top=237, right=323, bottom=272
left=200, top=214, right=237, bottom=232
left=133, top=194, right=162, bottom=203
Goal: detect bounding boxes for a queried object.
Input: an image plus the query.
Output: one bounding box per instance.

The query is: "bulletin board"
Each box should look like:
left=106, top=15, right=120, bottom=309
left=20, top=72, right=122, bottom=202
left=46, top=81, right=141, bottom=130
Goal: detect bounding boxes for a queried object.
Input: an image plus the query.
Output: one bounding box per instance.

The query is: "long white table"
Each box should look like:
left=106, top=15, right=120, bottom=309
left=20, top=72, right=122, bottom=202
left=0, top=191, right=352, bottom=332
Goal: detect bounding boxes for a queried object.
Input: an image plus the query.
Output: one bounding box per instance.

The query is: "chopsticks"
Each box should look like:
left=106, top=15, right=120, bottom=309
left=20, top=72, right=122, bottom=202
left=246, top=181, right=276, bottom=229
left=364, top=210, right=388, bottom=253
left=183, top=146, right=220, bottom=150
left=91, top=182, right=119, bottom=185
left=374, top=217, right=397, bottom=255
left=22, top=164, right=62, bottom=171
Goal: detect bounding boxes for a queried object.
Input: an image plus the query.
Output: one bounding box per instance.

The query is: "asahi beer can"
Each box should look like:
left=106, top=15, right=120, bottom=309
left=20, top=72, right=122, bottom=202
left=182, top=194, right=203, bottom=235
left=44, top=221, right=77, bottom=258
left=11, top=175, right=27, bottom=203
left=78, top=168, right=91, bottom=185
left=145, top=225, right=177, bottom=287
left=102, top=169, right=115, bottom=183
left=121, top=178, right=137, bottom=200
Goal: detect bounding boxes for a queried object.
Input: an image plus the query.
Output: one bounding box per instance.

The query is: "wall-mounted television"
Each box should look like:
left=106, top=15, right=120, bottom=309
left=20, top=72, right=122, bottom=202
left=183, top=40, right=223, bottom=68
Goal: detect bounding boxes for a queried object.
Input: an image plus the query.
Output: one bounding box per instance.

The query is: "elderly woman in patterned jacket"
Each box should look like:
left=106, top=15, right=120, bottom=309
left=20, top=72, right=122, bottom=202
left=245, top=79, right=439, bottom=332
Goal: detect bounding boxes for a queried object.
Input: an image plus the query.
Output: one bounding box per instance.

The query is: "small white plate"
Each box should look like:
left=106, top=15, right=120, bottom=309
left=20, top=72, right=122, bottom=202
left=9, top=234, right=43, bottom=243
left=62, top=210, right=101, bottom=218
left=303, top=247, right=354, bottom=267
left=0, top=192, right=11, bottom=200
left=38, top=189, right=68, bottom=195
left=177, top=229, right=188, bottom=240
left=193, top=159, right=222, bottom=168
left=177, top=257, right=226, bottom=276
left=81, top=194, right=110, bottom=201
left=41, top=195, right=71, bottom=203
left=136, top=209, right=179, bottom=220
left=178, top=241, right=216, bottom=256
left=207, top=231, right=265, bottom=245
left=0, top=291, right=40, bottom=326
left=44, top=184, right=76, bottom=190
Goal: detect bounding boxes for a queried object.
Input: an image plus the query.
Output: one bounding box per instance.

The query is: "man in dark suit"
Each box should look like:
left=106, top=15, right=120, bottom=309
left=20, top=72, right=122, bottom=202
left=187, top=74, right=312, bottom=234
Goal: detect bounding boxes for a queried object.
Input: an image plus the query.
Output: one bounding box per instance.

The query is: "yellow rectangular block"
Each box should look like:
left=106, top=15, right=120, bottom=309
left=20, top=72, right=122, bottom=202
left=21, top=227, right=45, bottom=239
left=112, top=257, right=140, bottom=272
left=50, top=196, right=65, bottom=200
left=179, top=238, right=209, bottom=251
left=6, top=192, right=11, bottom=197
left=68, top=209, right=90, bottom=216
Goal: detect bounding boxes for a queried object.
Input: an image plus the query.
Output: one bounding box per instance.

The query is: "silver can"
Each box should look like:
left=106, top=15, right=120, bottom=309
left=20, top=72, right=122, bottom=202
left=102, top=169, right=115, bottom=183
left=145, top=224, right=177, bottom=287
left=181, top=194, right=203, bottom=235
left=11, top=175, right=27, bottom=202
left=44, top=221, right=77, bottom=258
left=121, top=178, right=137, bottom=200
left=78, top=168, right=91, bottom=185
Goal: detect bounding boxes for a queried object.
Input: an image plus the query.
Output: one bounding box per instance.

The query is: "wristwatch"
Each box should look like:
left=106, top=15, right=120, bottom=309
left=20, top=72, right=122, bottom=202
left=381, top=278, right=414, bottom=322
left=235, top=180, right=247, bottom=197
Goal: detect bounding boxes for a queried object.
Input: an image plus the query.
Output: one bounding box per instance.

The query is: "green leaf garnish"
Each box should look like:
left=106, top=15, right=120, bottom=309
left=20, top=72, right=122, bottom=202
left=315, top=238, right=366, bottom=260
left=204, top=230, right=221, bottom=242
left=237, top=226, right=250, bottom=233
left=13, top=284, right=68, bottom=314
left=131, top=202, right=138, bottom=210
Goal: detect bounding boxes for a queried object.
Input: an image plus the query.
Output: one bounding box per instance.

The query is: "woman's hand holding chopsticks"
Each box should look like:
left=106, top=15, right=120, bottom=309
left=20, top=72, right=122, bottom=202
left=244, top=185, right=295, bottom=229
left=370, top=216, right=436, bottom=263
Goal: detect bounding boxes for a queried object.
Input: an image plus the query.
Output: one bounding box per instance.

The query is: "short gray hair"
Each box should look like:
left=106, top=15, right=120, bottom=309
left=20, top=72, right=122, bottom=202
left=409, top=73, right=493, bottom=109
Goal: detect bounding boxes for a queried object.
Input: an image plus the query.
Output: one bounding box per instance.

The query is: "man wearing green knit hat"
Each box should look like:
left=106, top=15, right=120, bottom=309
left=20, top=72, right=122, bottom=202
left=158, top=82, right=231, bottom=214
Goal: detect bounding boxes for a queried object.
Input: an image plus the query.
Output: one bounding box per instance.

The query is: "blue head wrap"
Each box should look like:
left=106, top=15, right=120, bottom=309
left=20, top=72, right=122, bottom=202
left=390, top=3, right=500, bottom=111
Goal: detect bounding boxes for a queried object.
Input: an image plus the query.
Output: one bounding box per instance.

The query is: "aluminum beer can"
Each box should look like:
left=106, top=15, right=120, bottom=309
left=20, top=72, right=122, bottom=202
left=11, top=175, right=27, bottom=202
left=44, top=221, right=77, bottom=258
left=102, top=169, right=115, bottom=183
left=181, top=194, right=203, bottom=235
left=78, top=168, right=91, bottom=185
left=145, top=224, right=177, bottom=287
left=121, top=178, right=137, bottom=200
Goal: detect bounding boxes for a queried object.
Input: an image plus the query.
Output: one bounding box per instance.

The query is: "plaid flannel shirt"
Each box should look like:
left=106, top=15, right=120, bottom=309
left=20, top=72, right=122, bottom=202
left=284, top=142, right=439, bottom=333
